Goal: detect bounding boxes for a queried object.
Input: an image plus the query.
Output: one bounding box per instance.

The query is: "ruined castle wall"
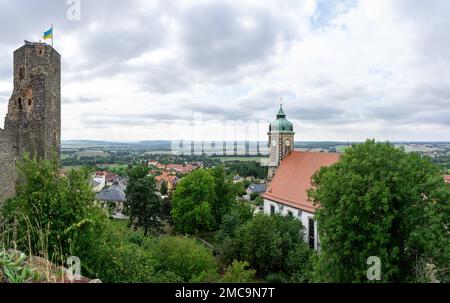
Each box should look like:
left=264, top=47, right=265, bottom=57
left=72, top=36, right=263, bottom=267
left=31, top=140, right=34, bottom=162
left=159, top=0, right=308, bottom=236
left=0, top=42, right=61, bottom=203
left=5, top=43, right=61, bottom=160
left=0, top=129, right=16, bottom=201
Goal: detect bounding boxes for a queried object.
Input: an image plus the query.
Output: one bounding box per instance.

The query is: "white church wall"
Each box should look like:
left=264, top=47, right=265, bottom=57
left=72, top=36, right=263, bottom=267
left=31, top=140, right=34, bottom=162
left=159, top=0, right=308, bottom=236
left=263, top=198, right=319, bottom=250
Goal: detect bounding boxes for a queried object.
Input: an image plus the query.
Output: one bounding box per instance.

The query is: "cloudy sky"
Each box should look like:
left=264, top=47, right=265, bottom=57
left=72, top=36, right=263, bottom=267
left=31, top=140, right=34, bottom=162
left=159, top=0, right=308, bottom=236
left=0, top=0, right=449, bottom=142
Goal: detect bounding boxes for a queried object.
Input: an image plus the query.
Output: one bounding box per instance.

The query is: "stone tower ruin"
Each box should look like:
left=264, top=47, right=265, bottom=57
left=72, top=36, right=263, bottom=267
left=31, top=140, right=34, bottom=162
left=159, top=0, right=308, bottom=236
left=0, top=41, right=61, bottom=202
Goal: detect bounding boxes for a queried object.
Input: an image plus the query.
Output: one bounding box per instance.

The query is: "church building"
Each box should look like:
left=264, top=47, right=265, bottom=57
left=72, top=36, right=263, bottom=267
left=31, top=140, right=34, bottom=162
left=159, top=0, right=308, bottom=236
left=262, top=105, right=340, bottom=250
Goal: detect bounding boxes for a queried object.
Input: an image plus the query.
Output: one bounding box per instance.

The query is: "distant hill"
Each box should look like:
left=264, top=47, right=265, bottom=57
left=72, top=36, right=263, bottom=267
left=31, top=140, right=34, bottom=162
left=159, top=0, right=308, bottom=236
left=62, top=140, right=172, bottom=150
left=62, top=140, right=449, bottom=152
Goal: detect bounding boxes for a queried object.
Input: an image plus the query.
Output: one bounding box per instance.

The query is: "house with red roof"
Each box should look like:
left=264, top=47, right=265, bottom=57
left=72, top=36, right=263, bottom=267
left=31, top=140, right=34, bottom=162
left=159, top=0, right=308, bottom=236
left=444, top=175, right=450, bottom=184
left=155, top=173, right=179, bottom=192
left=166, top=164, right=196, bottom=174
left=262, top=105, right=340, bottom=250
left=148, top=161, right=159, bottom=167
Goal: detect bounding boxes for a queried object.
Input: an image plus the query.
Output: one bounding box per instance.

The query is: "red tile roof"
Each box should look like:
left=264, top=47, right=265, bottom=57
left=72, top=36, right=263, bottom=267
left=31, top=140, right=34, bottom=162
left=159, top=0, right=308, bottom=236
left=155, top=173, right=178, bottom=184
left=166, top=164, right=196, bottom=173
left=444, top=175, right=450, bottom=184
left=263, top=151, right=340, bottom=213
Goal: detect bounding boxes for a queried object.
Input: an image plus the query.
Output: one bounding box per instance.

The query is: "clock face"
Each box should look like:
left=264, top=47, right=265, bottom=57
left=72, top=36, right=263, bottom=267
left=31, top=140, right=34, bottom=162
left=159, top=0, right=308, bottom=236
left=285, top=140, right=291, bottom=147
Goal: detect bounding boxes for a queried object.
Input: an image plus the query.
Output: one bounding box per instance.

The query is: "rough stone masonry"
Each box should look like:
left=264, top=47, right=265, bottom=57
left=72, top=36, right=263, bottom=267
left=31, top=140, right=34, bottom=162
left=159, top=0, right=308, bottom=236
left=0, top=42, right=61, bottom=202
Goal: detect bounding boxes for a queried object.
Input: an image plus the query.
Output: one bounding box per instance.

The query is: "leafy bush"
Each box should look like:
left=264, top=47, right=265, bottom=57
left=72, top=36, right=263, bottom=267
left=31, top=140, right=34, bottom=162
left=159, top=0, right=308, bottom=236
left=87, top=238, right=157, bottom=283
left=217, top=214, right=314, bottom=280
left=222, top=261, right=256, bottom=283
left=145, top=236, right=219, bottom=282
left=286, top=243, right=315, bottom=282
left=1, top=155, right=107, bottom=263
left=216, top=202, right=254, bottom=242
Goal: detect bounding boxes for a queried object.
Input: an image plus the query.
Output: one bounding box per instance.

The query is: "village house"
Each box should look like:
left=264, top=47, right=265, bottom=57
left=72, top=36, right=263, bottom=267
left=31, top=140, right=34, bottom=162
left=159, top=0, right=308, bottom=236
left=232, top=175, right=244, bottom=184
left=105, top=172, right=119, bottom=186
left=166, top=164, right=197, bottom=174
left=243, top=183, right=267, bottom=201
left=91, top=172, right=106, bottom=193
left=148, top=161, right=159, bottom=167
left=95, top=181, right=126, bottom=214
left=155, top=172, right=179, bottom=192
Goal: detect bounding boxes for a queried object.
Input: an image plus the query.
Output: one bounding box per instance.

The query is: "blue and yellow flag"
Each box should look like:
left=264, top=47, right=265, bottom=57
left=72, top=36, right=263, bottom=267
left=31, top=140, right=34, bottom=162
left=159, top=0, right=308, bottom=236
left=43, top=27, right=53, bottom=40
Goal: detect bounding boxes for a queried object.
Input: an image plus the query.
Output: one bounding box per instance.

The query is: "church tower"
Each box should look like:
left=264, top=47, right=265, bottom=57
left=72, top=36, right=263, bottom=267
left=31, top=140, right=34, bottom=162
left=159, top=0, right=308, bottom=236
left=4, top=42, right=61, bottom=160
left=267, top=104, right=295, bottom=180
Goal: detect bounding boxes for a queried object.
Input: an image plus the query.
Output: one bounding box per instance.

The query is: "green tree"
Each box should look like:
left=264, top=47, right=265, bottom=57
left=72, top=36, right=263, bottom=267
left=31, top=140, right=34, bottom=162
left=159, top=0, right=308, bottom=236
left=218, top=214, right=303, bottom=276
left=171, top=169, right=217, bottom=234
left=216, top=202, right=254, bottom=242
left=1, top=154, right=107, bottom=262
left=125, top=176, right=162, bottom=236
left=309, top=140, right=450, bottom=282
left=160, top=180, right=168, bottom=195
left=217, top=213, right=311, bottom=279
left=286, top=243, right=315, bottom=282
left=85, top=221, right=158, bottom=283
left=250, top=192, right=260, bottom=201
left=146, top=236, right=219, bottom=282
left=254, top=196, right=264, bottom=207
left=235, top=215, right=282, bottom=275
left=221, top=261, right=256, bottom=283
left=210, top=166, right=237, bottom=224
left=126, top=164, right=149, bottom=181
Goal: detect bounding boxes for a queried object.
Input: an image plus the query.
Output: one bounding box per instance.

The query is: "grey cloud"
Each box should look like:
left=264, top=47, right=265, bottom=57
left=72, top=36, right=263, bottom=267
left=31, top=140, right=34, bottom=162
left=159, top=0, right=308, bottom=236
left=129, top=63, right=194, bottom=95
left=394, top=0, right=450, bottom=63
left=184, top=101, right=255, bottom=121
left=289, top=106, right=354, bottom=124
left=79, top=16, right=166, bottom=67
left=80, top=111, right=190, bottom=128
left=366, top=101, right=450, bottom=126
left=180, top=2, right=294, bottom=76
left=240, top=89, right=297, bottom=111
left=64, top=96, right=98, bottom=104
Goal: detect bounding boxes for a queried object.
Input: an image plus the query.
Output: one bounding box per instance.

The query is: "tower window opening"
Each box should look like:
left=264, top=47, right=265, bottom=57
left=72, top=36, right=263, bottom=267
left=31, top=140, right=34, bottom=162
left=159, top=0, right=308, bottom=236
left=18, top=67, right=24, bottom=80
left=53, top=131, right=58, bottom=147
left=28, top=99, right=32, bottom=106
left=17, top=98, right=22, bottom=110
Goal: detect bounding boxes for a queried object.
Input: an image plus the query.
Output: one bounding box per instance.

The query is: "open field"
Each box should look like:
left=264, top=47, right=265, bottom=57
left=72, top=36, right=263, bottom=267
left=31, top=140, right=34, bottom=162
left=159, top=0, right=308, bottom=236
left=77, top=150, right=109, bottom=158
left=336, top=145, right=350, bottom=153
left=60, top=154, right=71, bottom=160
left=61, top=165, right=83, bottom=173
left=216, top=157, right=266, bottom=162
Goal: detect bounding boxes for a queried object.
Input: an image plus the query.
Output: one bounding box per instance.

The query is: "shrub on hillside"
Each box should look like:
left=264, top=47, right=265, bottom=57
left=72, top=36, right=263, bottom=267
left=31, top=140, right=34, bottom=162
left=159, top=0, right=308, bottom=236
left=1, top=154, right=107, bottom=264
